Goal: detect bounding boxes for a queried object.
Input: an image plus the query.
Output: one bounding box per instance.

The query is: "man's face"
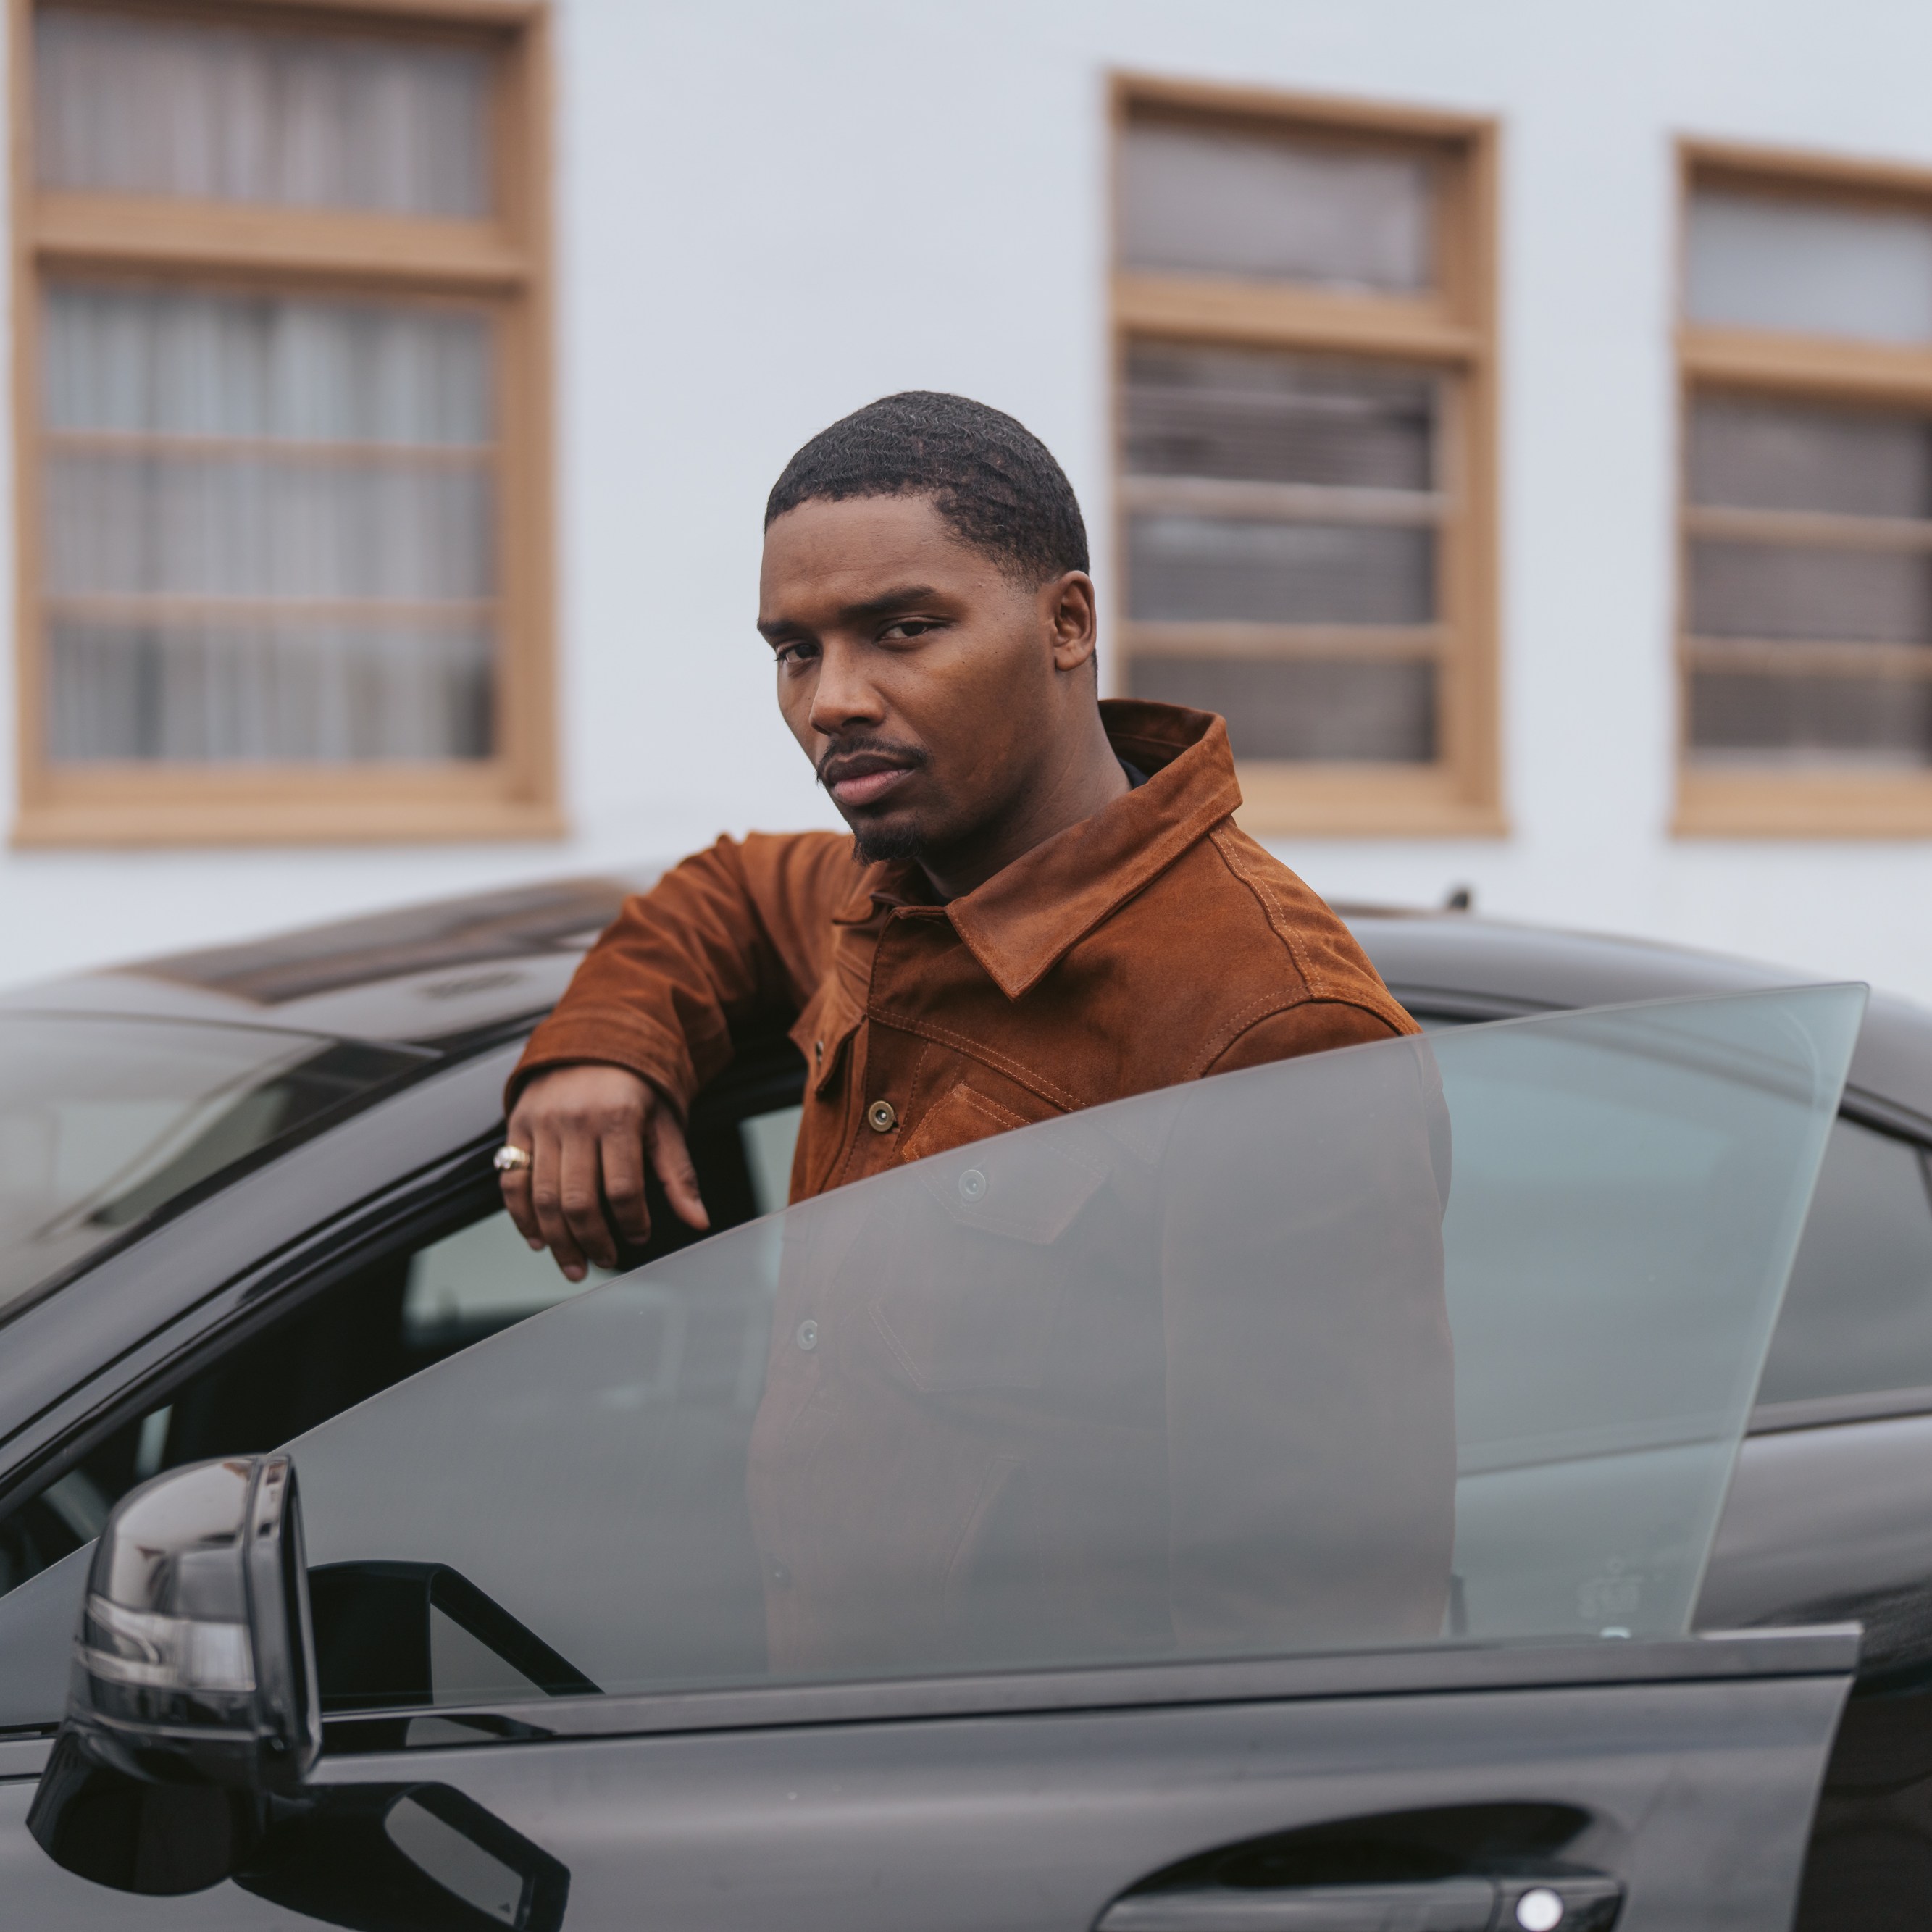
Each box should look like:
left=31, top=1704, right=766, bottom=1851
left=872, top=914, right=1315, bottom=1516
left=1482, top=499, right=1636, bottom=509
left=758, top=493, right=1093, bottom=867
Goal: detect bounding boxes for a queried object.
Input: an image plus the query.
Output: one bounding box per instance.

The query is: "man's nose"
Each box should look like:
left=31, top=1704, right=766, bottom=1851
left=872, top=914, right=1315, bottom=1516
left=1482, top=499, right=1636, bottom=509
left=806, top=641, right=886, bottom=737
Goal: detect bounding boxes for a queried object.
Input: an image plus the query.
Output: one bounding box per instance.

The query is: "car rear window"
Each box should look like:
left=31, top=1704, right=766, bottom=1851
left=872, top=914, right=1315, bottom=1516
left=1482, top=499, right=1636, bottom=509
left=0, top=1012, right=431, bottom=1319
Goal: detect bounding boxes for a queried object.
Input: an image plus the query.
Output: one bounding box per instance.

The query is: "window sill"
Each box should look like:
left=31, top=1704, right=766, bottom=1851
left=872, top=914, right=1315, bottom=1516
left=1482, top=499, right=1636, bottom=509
left=13, top=784, right=566, bottom=848
left=1676, top=770, right=1932, bottom=839
left=1235, top=762, right=1507, bottom=839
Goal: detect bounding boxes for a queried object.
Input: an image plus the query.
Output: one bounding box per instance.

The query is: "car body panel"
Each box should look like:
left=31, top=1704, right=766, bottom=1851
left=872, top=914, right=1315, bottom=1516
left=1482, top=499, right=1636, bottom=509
left=0, top=1634, right=1860, bottom=1932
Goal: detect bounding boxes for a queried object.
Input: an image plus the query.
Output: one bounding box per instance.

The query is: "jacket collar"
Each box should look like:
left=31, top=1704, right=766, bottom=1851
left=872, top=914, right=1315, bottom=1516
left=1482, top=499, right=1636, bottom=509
left=832, top=701, right=1242, bottom=1000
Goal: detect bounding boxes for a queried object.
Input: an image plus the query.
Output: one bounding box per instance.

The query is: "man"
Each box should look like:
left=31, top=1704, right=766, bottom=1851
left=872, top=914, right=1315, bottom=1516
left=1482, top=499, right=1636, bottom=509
left=500, top=390, right=1418, bottom=1273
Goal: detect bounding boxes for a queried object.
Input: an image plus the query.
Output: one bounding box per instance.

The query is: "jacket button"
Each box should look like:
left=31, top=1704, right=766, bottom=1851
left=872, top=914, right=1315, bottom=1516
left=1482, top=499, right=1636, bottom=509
left=866, top=1100, right=897, bottom=1132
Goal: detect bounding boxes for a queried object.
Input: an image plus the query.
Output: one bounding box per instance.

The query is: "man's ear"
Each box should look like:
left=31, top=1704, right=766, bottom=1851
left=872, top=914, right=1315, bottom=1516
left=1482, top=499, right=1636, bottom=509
left=1044, top=572, right=1099, bottom=674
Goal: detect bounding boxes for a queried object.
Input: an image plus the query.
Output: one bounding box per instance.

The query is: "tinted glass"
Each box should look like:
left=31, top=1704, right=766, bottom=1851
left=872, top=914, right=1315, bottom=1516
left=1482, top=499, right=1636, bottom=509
left=1757, top=1117, right=1932, bottom=1408
left=0, top=1013, right=427, bottom=1315
left=288, top=990, right=1858, bottom=1707
left=1687, top=191, right=1932, bottom=345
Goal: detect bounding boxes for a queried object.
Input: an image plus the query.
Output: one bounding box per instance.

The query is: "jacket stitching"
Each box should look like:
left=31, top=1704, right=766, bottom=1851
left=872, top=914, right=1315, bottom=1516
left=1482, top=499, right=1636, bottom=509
left=1206, top=824, right=1413, bottom=1032
left=1208, top=824, right=1320, bottom=992
left=1198, top=999, right=1405, bottom=1077
left=1190, top=991, right=1300, bottom=1074
left=869, top=1011, right=1082, bottom=1113
left=902, top=1078, right=1029, bottom=1164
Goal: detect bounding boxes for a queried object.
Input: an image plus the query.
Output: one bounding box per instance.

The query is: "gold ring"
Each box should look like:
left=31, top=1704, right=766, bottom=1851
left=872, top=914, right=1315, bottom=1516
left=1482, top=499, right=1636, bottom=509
left=493, top=1145, right=532, bottom=1174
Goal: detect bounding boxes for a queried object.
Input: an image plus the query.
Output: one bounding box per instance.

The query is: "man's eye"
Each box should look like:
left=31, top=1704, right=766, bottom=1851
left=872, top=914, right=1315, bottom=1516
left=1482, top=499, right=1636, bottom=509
left=774, top=641, right=818, bottom=669
left=882, top=619, right=940, bottom=641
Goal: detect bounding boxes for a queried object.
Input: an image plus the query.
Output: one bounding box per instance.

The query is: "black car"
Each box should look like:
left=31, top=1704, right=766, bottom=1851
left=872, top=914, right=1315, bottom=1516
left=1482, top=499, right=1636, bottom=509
left=0, top=878, right=1927, bottom=1931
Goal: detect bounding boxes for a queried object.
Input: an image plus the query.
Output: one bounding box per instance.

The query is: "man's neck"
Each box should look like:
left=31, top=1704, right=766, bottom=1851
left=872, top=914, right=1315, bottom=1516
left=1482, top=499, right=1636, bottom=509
left=914, top=713, right=1130, bottom=903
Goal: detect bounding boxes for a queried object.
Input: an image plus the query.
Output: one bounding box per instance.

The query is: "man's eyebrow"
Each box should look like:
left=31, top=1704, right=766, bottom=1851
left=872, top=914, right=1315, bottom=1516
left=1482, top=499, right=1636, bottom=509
left=840, top=585, right=942, bottom=626
left=758, top=585, right=945, bottom=645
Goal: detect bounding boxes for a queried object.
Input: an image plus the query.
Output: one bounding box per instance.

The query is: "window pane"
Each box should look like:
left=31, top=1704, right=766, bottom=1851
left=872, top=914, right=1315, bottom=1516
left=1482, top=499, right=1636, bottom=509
left=1689, top=396, right=1932, bottom=519
left=1686, top=190, right=1932, bottom=345
left=35, top=7, right=491, bottom=217
left=1757, top=1120, right=1932, bottom=1407
left=1121, top=119, right=1432, bottom=292
left=1689, top=670, right=1932, bottom=767
left=47, top=621, right=493, bottom=762
left=43, top=451, right=492, bottom=603
left=1126, top=344, right=1434, bottom=489
left=44, top=285, right=491, bottom=444
left=1129, top=656, right=1436, bottom=762
left=1129, top=517, right=1434, bottom=627
left=288, top=988, right=1859, bottom=1702
left=1689, top=541, right=1932, bottom=645
left=41, top=286, right=497, bottom=766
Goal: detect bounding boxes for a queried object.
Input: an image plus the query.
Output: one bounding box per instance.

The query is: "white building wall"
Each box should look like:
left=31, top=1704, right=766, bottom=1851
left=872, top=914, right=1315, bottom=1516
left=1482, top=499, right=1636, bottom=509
left=4, top=0, right=1931, bottom=998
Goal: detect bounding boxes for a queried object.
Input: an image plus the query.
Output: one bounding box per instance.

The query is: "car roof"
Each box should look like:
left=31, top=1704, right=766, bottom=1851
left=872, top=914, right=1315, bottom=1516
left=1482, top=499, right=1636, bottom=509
left=7, top=872, right=1931, bottom=1129
left=0, top=872, right=650, bottom=1050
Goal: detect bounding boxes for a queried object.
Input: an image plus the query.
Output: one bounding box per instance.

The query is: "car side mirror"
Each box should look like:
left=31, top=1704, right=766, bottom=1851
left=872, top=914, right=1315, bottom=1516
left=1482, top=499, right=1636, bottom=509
left=27, top=1454, right=319, bottom=1893
left=28, top=1453, right=574, bottom=1929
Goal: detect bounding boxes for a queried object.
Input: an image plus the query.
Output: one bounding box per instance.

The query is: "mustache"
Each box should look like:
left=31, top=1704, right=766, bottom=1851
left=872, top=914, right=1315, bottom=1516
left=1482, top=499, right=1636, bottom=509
left=814, top=734, right=930, bottom=791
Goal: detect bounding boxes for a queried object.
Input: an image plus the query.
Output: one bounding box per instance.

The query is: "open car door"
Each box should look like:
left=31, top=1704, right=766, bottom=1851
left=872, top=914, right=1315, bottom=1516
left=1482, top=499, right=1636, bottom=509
left=9, top=986, right=1867, bottom=1931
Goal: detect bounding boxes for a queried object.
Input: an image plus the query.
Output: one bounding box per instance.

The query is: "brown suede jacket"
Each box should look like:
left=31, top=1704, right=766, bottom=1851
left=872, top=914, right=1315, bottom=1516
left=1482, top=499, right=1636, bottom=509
left=510, top=699, right=1417, bottom=1197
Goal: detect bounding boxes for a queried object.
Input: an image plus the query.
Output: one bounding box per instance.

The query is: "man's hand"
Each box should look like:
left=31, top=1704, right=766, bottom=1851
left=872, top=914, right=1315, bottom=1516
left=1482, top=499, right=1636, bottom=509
left=500, top=1064, right=709, bottom=1281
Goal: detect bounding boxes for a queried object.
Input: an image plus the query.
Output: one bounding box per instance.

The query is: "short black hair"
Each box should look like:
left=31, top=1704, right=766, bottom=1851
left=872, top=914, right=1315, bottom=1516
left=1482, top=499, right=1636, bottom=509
left=764, top=390, right=1089, bottom=585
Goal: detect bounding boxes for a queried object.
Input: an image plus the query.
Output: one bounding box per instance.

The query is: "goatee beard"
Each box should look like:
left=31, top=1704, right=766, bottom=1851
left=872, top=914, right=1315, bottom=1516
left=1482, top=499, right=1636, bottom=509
left=850, top=820, right=927, bottom=866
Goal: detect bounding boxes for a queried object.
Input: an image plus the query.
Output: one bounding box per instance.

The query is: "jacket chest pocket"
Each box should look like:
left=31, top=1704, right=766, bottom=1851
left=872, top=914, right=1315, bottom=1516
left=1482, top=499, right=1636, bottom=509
left=868, top=1095, right=1111, bottom=1393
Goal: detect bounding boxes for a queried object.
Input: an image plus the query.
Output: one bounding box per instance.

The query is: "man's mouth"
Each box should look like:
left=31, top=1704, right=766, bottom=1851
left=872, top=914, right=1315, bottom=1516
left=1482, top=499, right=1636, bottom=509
left=820, top=749, right=921, bottom=810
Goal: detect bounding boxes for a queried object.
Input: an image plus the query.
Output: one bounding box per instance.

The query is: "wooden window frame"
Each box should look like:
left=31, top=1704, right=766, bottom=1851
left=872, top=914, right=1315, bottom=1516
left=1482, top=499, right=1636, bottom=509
left=1110, top=75, right=1504, bottom=837
left=1675, top=138, right=1932, bottom=839
left=9, top=0, right=558, bottom=847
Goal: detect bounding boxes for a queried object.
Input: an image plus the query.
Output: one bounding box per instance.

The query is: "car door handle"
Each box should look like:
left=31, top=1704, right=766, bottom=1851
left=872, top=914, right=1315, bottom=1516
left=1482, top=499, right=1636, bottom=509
left=1098, top=1874, right=1622, bottom=1932
left=1099, top=1880, right=1498, bottom=1932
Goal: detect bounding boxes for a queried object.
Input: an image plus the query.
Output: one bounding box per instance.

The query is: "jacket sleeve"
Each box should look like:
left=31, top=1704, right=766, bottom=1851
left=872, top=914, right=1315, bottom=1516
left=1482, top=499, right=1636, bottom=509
left=505, top=832, right=852, bottom=1117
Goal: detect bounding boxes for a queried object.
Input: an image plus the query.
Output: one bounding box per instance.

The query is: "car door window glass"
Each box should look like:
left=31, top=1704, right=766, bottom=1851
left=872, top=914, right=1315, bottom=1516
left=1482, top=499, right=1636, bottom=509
left=280, top=989, right=1859, bottom=1707
left=1756, top=1116, right=1932, bottom=1408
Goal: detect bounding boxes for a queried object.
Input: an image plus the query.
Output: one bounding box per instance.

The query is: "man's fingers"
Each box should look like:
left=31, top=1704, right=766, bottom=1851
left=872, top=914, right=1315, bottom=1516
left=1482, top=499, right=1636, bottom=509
left=498, top=1158, right=540, bottom=1247
left=528, top=1129, right=589, bottom=1281
left=498, top=1103, right=543, bottom=1247
left=600, top=1124, right=652, bottom=1247
left=649, top=1110, right=710, bottom=1231
left=558, top=1130, right=618, bottom=1276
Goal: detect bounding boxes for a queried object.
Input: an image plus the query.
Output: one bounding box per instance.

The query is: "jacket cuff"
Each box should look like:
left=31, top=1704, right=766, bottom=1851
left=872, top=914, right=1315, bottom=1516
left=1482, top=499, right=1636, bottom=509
left=503, top=1008, right=695, bottom=1120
